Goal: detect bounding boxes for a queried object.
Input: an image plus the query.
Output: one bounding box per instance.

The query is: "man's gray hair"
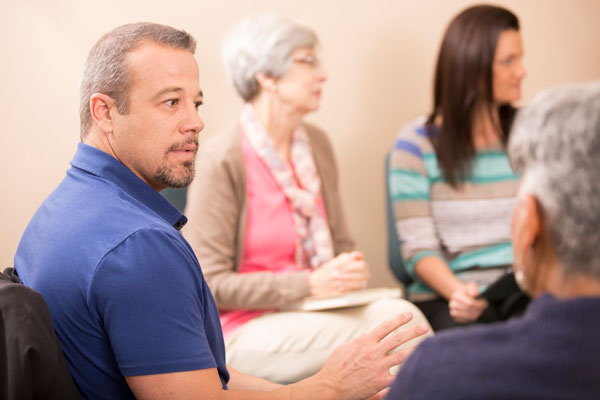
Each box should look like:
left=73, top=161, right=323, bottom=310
left=79, top=22, right=196, bottom=139
left=222, top=13, right=318, bottom=102
left=508, top=81, right=600, bottom=279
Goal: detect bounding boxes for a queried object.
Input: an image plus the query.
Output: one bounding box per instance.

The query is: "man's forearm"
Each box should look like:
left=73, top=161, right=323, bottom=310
left=226, top=366, right=282, bottom=392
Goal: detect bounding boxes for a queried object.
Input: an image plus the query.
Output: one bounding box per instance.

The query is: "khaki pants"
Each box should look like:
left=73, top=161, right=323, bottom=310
left=225, top=298, right=433, bottom=383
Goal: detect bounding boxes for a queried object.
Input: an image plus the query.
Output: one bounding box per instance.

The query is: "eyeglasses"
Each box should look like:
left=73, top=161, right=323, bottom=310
left=292, top=55, right=321, bottom=68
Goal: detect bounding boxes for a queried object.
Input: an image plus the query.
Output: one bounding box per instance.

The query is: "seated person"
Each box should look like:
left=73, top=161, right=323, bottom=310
left=15, top=22, right=428, bottom=400
left=182, top=14, right=431, bottom=382
left=388, top=4, right=527, bottom=331
left=387, top=81, right=600, bottom=399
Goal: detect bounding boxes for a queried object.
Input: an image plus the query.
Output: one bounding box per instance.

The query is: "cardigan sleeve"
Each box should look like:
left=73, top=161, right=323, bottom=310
left=182, top=127, right=310, bottom=310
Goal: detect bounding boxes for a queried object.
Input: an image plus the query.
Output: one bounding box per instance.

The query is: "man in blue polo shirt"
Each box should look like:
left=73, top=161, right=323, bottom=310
left=15, top=22, right=428, bottom=400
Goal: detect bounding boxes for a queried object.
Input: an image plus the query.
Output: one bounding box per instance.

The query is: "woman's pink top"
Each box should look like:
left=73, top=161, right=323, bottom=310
left=219, top=133, right=327, bottom=339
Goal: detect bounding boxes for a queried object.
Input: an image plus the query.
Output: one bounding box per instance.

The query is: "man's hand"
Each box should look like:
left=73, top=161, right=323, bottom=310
left=313, top=312, right=430, bottom=400
left=127, top=313, right=429, bottom=400
left=448, top=282, right=488, bottom=323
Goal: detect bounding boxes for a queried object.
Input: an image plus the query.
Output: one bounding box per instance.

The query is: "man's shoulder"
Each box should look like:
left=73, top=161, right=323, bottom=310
left=18, top=170, right=176, bottom=277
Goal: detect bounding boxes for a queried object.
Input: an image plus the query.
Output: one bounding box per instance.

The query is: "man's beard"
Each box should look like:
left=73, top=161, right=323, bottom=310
left=155, top=159, right=195, bottom=188
left=155, top=137, right=198, bottom=188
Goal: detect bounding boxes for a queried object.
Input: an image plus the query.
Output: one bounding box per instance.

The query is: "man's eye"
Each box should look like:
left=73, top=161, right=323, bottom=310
left=166, top=99, right=179, bottom=107
left=194, top=101, right=203, bottom=110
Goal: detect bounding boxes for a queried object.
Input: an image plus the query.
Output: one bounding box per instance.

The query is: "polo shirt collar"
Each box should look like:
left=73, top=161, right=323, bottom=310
left=70, top=142, right=188, bottom=230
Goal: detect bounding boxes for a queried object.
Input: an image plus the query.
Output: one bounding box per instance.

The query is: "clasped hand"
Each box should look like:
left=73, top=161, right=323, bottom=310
left=448, top=281, right=488, bottom=323
left=308, top=251, right=371, bottom=297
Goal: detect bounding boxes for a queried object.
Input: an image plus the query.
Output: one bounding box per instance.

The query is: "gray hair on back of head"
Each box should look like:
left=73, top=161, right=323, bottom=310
left=79, top=22, right=196, bottom=139
left=508, top=81, right=600, bottom=279
left=221, top=13, right=318, bottom=102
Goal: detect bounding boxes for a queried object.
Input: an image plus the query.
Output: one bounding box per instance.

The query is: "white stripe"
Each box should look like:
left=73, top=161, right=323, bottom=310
left=431, top=198, right=514, bottom=253
left=396, top=217, right=441, bottom=259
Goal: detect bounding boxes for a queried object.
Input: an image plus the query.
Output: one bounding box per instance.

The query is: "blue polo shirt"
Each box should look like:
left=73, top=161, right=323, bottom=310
left=15, top=143, right=229, bottom=399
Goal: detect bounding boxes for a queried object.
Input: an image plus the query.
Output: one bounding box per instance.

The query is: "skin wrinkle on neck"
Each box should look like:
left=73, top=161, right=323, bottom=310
left=250, top=94, right=301, bottom=162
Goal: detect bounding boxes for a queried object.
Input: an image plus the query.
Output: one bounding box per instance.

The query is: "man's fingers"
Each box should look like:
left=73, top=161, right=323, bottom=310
left=379, top=321, right=430, bottom=355
left=385, top=346, right=417, bottom=369
left=369, top=313, right=414, bottom=342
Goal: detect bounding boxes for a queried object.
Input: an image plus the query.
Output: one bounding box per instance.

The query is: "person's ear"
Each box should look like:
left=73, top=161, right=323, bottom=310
left=255, top=72, right=277, bottom=92
left=513, top=192, right=542, bottom=252
left=512, top=191, right=544, bottom=294
left=89, top=93, right=116, bottom=134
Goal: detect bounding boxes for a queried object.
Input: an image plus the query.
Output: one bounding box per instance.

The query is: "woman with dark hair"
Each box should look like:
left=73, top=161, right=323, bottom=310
left=388, top=4, right=527, bottom=331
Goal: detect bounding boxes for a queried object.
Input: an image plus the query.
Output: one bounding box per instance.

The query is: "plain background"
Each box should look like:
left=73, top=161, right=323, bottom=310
left=1, top=0, right=599, bottom=288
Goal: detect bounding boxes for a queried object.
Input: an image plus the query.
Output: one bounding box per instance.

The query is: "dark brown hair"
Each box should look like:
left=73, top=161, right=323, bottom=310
left=426, top=4, right=519, bottom=186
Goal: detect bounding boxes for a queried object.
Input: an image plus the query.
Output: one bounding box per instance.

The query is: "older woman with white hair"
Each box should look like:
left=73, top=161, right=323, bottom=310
left=182, top=14, right=431, bottom=383
left=386, top=81, right=600, bottom=399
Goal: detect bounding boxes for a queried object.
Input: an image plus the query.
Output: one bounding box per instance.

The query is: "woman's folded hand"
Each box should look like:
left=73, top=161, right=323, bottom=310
left=308, top=251, right=371, bottom=296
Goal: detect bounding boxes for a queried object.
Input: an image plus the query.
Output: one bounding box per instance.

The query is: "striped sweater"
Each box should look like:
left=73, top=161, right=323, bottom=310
left=389, top=117, right=519, bottom=297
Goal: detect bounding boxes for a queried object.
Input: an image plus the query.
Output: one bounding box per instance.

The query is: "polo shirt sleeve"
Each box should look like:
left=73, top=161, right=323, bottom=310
left=88, top=228, right=219, bottom=377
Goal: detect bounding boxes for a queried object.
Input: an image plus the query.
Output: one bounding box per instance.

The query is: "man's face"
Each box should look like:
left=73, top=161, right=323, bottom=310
left=109, top=42, right=204, bottom=191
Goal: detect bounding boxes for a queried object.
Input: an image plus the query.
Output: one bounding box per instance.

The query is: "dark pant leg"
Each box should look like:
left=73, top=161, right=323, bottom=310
left=414, top=298, right=468, bottom=331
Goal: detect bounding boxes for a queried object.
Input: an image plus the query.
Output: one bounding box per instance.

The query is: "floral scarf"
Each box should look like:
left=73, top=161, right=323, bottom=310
left=241, top=104, right=334, bottom=269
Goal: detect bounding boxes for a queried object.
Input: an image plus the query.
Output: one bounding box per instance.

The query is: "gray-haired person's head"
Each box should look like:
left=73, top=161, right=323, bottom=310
left=509, top=81, right=600, bottom=279
left=222, top=13, right=318, bottom=102
left=79, top=22, right=196, bottom=139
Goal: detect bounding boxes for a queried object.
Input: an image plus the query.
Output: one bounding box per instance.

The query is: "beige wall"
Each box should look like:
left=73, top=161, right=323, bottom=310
left=1, top=0, right=599, bottom=288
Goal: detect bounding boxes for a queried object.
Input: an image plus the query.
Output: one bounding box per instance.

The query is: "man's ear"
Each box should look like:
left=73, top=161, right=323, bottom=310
left=89, top=93, right=116, bottom=134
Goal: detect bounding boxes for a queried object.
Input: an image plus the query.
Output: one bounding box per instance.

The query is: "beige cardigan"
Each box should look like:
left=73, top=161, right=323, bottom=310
left=182, top=123, right=355, bottom=310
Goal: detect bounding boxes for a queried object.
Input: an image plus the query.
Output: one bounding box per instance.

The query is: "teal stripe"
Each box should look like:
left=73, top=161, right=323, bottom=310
left=465, top=175, right=519, bottom=184
left=406, top=243, right=514, bottom=296
left=471, top=153, right=517, bottom=180
left=423, top=151, right=519, bottom=184
left=404, top=250, right=443, bottom=279
left=392, top=193, right=429, bottom=201
left=448, top=242, right=514, bottom=271
left=407, top=280, right=437, bottom=295
left=389, top=169, right=429, bottom=201
left=389, top=168, right=424, bottom=178
left=423, top=153, right=441, bottom=181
